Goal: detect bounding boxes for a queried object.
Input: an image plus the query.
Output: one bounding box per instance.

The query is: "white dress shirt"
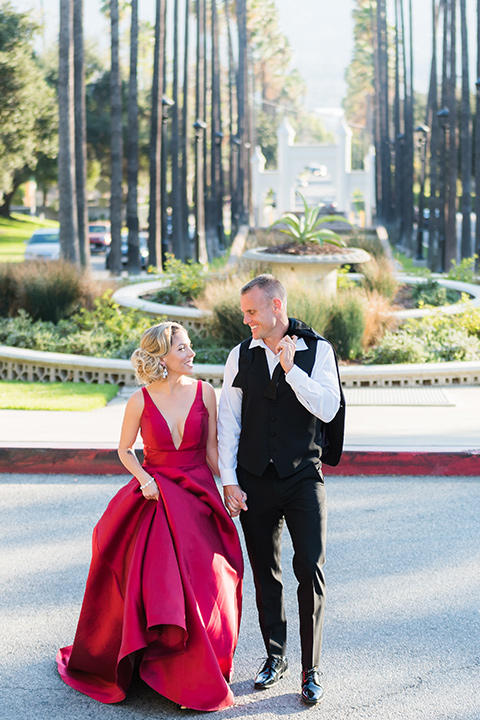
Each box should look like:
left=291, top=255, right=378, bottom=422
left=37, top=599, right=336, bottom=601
left=217, top=336, right=341, bottom=486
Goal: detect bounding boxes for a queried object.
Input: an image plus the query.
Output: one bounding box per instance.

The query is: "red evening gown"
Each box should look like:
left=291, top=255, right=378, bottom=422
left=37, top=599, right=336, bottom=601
left=56, top=380, right=243, bottom=711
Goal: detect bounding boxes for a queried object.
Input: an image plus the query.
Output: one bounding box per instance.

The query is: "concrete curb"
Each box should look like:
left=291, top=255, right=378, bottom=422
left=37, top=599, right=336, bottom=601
left=1, top=447, right=479, bottom=477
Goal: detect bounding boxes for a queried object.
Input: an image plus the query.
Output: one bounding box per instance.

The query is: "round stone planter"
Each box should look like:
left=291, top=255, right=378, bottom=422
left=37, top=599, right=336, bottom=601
left=242, top=246, right=371, bottom=295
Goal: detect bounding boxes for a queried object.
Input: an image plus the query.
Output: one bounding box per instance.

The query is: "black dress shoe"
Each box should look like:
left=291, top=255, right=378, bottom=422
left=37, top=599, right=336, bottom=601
left=301, top=667, right=325, bottom=705
left=254, top=656, right=288, bottom=689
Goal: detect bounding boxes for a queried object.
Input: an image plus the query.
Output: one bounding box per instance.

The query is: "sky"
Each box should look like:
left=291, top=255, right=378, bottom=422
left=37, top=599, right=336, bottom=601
left=11, top=0, right=480, bottom=110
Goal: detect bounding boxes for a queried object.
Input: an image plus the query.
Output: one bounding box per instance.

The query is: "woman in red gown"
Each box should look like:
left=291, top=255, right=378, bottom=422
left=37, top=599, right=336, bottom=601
left=56, top=322, right=243, bottom=711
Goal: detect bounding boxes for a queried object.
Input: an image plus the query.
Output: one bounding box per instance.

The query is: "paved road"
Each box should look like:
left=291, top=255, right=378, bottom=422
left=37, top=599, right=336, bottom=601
left=0, top=473, right=479, bottom=719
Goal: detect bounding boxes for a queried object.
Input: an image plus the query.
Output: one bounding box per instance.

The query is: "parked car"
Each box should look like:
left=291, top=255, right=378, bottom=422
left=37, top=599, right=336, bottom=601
left=105, top=230, right=149, bottom=270
left=88, top=221, right=111, bottom=253
left=24, top=228, right=60, bottom=261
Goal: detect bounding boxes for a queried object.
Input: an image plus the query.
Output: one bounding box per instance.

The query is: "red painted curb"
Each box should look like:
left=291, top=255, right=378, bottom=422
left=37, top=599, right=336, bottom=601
left=325, top=450, right=480, bottom=477
left=0, top=448, right=479, bottom=477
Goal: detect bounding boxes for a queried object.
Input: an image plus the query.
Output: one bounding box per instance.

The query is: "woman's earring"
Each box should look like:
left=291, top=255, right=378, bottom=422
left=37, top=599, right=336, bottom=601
left=161, top=364, right=168, bottom=379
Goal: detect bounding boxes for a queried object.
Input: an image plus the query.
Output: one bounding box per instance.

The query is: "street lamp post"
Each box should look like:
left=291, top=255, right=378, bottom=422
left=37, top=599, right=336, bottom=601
left=193, top=119, right=208, bottom=265
left=161, top=95, right=174, bottom=268
left=415, top=124, right=430, bottom=260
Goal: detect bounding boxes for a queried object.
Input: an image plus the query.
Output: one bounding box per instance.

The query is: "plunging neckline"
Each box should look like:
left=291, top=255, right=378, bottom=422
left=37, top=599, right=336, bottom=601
left=143, top=381, right=200, bottom=451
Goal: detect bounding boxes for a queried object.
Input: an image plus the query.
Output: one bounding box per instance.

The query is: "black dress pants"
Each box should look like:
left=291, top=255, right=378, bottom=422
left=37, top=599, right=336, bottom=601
left=237, top=462, right=327, bottom=670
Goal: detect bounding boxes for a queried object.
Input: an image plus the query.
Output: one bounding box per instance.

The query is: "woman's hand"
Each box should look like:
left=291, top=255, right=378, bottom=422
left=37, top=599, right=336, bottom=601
left=224, top=484, right=247, bottom=517
left=141, top=477, right=159, bottom=501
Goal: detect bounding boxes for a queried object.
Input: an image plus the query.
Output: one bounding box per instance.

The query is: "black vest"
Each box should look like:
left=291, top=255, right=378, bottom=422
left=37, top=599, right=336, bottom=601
left=232, top=319, right=345, bottom=478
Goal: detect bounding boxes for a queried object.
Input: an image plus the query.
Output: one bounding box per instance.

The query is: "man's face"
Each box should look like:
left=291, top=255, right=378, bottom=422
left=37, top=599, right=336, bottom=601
left=240, top=287, right=280, bottom=342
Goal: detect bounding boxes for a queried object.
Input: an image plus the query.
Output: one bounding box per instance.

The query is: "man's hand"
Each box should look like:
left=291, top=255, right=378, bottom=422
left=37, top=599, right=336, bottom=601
left=276, top=334, right=298, bottom=373
left=224, top=484, right=248, bottom=517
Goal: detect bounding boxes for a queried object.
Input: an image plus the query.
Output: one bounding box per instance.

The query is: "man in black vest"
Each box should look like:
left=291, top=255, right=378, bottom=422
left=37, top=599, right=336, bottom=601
left=218, top=274, right=342, bottom=705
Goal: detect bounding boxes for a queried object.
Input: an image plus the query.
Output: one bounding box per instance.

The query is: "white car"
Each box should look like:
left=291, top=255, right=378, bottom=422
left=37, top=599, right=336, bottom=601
left=24, top=228, right=60, bottom=261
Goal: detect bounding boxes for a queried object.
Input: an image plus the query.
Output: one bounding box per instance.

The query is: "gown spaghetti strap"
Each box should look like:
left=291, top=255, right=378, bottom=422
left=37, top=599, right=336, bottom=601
left=56, top=380, right=243, bottom=711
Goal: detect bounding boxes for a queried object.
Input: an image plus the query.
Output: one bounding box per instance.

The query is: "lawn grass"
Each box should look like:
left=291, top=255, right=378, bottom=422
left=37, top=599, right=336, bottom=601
left=0, top=213, right=59, bottom=263
left=0, top=380, right=119, bottom=411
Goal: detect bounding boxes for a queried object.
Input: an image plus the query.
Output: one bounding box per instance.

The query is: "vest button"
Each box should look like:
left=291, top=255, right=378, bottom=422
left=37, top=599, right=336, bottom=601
left=270, top=431, right=276, bottom=436
left=271, top=416, right=276, bottom=422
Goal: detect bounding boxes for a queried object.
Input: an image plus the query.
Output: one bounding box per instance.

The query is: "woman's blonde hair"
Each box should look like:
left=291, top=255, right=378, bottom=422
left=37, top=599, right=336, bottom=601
left=130, top=321, right=185, bottom=384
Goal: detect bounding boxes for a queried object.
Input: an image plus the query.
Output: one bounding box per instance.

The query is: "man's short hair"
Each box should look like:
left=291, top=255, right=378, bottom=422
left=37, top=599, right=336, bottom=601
left=240, top=274, right=287, bottom=303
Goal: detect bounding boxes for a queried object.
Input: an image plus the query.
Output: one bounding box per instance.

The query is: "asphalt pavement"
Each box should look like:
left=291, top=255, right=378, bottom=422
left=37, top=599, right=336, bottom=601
left=0, top=472, right=479, bottom=719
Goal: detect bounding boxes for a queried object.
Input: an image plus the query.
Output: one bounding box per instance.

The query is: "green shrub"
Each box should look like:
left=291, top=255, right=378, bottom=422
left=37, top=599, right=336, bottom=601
left=0, top=296, right=157, bottom=358
left=325, top=290, right=366, bottom=360
left=150, top=254, right=206, bottom=305
left=0, top=263, right=19, bottom=316
left=366, top=331, right=428, bottom=364
left=360, top=256, right=398, bottom=300
left=209, top=296, right=251, bottom=348
left=447, top=255, right=478, bottom=284
left=18, top=260, right=86, bottom=322
left=411, top=279, right=459, bottom=307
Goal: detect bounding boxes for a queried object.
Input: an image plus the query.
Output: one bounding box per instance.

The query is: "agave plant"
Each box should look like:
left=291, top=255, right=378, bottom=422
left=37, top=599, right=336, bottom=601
left=269, top=191, right=350, bottom=247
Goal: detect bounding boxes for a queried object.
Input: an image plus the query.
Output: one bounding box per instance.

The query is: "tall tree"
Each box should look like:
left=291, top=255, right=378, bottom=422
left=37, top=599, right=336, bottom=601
left=171, top=0, right=184, bottom=260
left=194, top=0, right=208, bottom=264
left=445, top=0, right=457, bottom=268
left=459, top=0, right=472, bottom=260
left=58, top=0, right=80, bottom=264
left=126, top=0, right=140, bottom=274
left=374, top=0, right=392, bottom=223
left=476, top=0, right=480, bottom=268
left=180, top=0, right=191, bottom=258
left=427, top=0, right=440, bottom=271
left=236, top=0, right=249, bottom=224
left=109, top=0, right=123, bottom=275
left=0, top=5, right=57, bottom=218
left=148, top=0, right=166, bottom=269
left=73, top=0, right=89, bottom=268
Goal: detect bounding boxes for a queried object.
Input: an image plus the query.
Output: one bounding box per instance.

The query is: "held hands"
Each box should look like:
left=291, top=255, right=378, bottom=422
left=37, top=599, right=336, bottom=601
left=275, top=334, right=298, bottom=374
left=224, top=484, right=248, bottom=517
left=140, top=476, right=159, bottom=501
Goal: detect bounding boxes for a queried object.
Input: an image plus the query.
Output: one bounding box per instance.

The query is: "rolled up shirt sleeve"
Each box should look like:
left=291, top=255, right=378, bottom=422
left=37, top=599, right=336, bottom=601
left=217, top=345, right=243, bottom=486
left=285, top=340, right=341, bottom=422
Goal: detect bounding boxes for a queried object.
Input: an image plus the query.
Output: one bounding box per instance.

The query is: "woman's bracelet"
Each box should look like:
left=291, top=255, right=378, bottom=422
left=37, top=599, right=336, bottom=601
left=140, top=478, right=155, bottom=491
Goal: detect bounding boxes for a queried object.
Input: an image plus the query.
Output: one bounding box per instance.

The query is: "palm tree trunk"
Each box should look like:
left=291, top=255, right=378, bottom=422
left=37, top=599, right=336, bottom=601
left=180, top=0, right=191, bottom=258
left=127, top=0, right=140, bottom=275
left=236, top=0, right=248, bottom=222
left=224, top=0, right=237, bottom=240
left=58, top=0, right=79, bottom=265
left=393, top=0, right=403, bottom=235
left=476, top=0, right=480, bottom=268
left=171, top=0, right=184, bottom=259
left=194, top=0, right=208, bottom=264
left=459, top=0, right=472, bottom=260
left=148, top=0, right=166, bottom=269
left=109, top=0, right=123, bottom=276
left=427, top=0, right=440, bottom=271
left=73, top=0, right=89, bottom=268
left=445, top=0, right=457, bottom=268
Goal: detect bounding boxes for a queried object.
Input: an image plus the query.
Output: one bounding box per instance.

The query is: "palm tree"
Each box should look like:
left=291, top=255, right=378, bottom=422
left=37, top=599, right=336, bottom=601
left=180, top=0, right=191, bottom=258
left=236, top=0, right=248, bottom=224
left=426, top=0, right=440, bottom=270
left=148, top=0, right=166, bottom=269
left=58, top=0, right=80, bottom=265
left=73, top=0, right=89, bottom=268
left=459, top=0, right=472, bottom=260
left=126, top=0, right=140, bottom=274
left=476, top=0, right=480, bottom=268
left=194, top=0, right=208, bottom=264
left=109, top=0, right=123, bottom=275
left=171, top=0, right=184, bottom=259
left=445, top=0, right=457, bottom=268
left=224, top=0, right=238, bottom=238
